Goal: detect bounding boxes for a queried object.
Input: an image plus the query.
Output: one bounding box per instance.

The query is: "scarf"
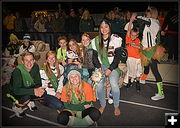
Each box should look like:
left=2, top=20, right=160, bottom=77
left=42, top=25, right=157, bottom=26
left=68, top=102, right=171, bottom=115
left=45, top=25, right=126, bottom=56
left=94, top=36, right=120, bottom=74
left=17, top=64, right=35, bottom=87
left=43, top=67, right=59, bottom=92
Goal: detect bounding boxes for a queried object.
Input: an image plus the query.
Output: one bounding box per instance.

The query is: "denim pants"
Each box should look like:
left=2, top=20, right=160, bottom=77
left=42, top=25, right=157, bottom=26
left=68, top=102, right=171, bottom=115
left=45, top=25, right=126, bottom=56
left=97, top=65, right=120, bottom=107
left=44, top=94, right=64, bottom=110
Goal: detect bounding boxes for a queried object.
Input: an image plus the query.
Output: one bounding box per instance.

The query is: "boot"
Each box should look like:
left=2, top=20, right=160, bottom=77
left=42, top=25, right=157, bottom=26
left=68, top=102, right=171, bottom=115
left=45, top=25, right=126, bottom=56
left=126, top=79, right=132, bottom=88
left=67, top=115, right=94, bottom=126
left=136, top=80, right=140, bottom=92
left=140, top=74, right=148, bottom=84
left=151, top=82, right=165, bottom=101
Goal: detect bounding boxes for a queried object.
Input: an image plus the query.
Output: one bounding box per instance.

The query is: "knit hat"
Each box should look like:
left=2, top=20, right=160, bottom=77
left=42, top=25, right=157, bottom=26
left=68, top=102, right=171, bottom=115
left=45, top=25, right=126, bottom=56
left=10, top=33, right=19, bottom=42
left=67, top=70, right=81, bottom=80
left=23, top=34, right=31, bottom=41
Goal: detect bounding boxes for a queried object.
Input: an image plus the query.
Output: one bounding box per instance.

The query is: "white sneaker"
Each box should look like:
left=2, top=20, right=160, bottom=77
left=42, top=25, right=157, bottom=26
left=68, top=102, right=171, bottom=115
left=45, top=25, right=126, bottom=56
left=140, top=80, right=146, bottom=84
left=108, top=98, right=113, bottom=104
left=151, top=94, right=165, bottom=101
left=27, top=101, right=37, bottom=111
left=12, top=103, right=25, bottom=117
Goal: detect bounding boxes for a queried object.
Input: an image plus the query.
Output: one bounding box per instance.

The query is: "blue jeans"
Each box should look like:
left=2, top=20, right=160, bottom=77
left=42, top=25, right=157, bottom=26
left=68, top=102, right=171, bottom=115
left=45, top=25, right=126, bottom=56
left=97, top=65, right=120, bottom=107
left=44, top=94, right=64, bottom=110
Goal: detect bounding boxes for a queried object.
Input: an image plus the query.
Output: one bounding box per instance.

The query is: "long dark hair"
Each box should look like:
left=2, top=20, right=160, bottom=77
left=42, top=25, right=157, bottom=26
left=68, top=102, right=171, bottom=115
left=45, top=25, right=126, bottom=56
left=99, top=19, right=112, bottom=56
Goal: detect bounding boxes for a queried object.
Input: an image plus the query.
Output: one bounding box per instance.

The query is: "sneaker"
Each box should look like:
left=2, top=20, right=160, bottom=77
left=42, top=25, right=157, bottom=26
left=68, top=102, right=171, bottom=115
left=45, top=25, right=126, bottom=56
left=151, top=94, right=165, bottom=101
left=140, top=80, right=146, bottom=84
left=27, top=101, right=37, bottom=111
left=12, top=103, right=26, bottom=117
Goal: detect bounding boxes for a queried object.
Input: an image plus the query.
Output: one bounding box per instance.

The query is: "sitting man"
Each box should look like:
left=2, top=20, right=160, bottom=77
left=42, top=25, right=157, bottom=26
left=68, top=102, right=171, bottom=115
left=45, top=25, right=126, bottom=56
left=8, top=52, right=45, bottom=117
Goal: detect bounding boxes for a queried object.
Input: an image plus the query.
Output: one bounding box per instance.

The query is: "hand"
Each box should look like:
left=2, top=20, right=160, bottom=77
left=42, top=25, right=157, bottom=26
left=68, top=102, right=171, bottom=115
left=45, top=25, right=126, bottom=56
left=105, top=69, right=112, bottom=76
left=161, top=31, right=166, bottom=36
left=34, top=87, right=45, bottom=97
left=55, top=92, right=61, bottom=99
left=84, top=104, right=91, bottom=109
left=61, top=61, right=67, bottom=66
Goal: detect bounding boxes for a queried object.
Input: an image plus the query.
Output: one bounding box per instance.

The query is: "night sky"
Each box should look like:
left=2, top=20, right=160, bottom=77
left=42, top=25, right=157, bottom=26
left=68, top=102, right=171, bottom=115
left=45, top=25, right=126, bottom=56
left=2, top=2, right=178, bottom=17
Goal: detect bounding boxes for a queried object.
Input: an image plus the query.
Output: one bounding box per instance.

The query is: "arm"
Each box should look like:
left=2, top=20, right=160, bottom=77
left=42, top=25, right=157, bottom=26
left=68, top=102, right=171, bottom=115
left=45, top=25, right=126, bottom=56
left=11, top=68, right=35, bottom=95
left=109, top=47, right=128, bottom=71
left=64, top=101, right=92, bottom=111
left=31, top=63, right=42, bottom=87
left=127, top=13, right=137, bottom=36
left=92, top=49, right=101, bottom=68
left=136, top=16, right=151, bottom=27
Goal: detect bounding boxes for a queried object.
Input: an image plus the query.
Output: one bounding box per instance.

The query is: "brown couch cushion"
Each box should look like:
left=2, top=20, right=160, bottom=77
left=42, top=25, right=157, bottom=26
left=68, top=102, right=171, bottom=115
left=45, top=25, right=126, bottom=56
left=33, top=41, right=46, bottom=52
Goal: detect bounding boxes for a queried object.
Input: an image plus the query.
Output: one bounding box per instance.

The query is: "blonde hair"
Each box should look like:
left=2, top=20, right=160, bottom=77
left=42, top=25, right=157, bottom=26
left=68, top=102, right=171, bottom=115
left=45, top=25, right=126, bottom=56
left=147, top=6, right=158, bottom=19
left=66, top=78, right=85, bottom=103
left=22, top=52, right=34, bottom=61
left=81, top=33, right=90, bottom=64
left=44, top=51, right=61, bottom=78
left=81, top=10, right=91, bottom=20
left=68, top=39, right=81, bottom=59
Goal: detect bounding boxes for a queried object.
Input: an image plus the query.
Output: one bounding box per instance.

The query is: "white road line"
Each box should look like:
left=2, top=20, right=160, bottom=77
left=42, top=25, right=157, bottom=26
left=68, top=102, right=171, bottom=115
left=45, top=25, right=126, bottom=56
left=120, top=99, right=178, bottom=112
left=2, top=106, right=63, bottom=127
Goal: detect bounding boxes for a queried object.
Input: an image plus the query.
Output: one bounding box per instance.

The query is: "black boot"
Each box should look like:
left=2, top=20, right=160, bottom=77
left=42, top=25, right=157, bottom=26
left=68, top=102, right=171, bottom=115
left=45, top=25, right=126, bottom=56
left=126, top=79, right=132, bottom=88
left=136, top=80, right=140, bottom=92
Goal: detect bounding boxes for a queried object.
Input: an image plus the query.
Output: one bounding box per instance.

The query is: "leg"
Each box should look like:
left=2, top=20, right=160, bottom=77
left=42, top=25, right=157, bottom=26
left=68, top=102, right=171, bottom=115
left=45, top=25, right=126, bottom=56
left=82, top=107, right=101, bottom=121
left=57, top=110, right=73, bottom=125
left=108, top=70, right=121, bottom=116
left=44, top=94, right=64, bottom=110
left=150, top=59, right=164, bottom=100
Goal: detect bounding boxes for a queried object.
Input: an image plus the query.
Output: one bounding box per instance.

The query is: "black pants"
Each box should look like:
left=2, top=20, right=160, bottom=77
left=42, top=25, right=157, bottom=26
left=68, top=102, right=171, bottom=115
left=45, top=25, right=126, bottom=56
left=57, top=107, right=101, bottom=125
left=12, top=94, right=38, bottom=104
left=143, top=59, right=162, bottom=82
left=166, top=33, right=178, bottom=61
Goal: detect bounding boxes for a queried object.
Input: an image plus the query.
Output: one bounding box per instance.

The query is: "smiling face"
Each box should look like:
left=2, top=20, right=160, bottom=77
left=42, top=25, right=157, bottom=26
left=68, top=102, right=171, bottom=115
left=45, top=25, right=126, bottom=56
left=69, top=74, right=80, bottom=87
left=47, top=53, right=56, bottom=66
left=58, top=39, right=67, bottom=48
left=130, top=31, right=139, bottom=41
left=100, top=23, right=110, bottom=37
left=23, top=40, right=30, bottom=47
left=69, top=40, right=77, bottom=52
left=23, top=55, right=35, bottom=72
left=81, top=35, right=90, bottom=48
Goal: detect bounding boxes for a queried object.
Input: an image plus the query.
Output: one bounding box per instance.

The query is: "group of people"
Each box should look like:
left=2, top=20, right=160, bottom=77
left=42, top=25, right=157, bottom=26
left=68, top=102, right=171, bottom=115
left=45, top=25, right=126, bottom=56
left=5, top=6, right=168, bottom=127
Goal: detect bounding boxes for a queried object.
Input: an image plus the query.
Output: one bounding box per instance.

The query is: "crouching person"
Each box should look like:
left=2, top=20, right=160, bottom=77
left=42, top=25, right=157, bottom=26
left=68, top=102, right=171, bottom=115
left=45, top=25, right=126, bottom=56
left=8, top=52, right=45, bottom=117
left=57, top=70, right=101, bottom=126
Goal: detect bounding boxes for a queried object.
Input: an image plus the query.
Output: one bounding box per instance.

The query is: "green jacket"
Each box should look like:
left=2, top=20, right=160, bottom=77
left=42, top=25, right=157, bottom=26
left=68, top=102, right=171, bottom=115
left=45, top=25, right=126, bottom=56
left=9, top=63, right=42, bottom=95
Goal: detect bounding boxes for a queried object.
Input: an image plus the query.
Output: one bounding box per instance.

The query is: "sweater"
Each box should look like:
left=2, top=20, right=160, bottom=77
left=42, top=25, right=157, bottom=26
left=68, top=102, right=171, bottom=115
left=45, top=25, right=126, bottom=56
left=9, top=63, right=42, bottom=96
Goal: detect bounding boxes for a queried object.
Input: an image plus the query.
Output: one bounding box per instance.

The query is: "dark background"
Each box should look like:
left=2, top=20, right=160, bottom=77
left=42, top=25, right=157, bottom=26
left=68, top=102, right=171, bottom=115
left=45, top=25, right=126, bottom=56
left=2, top=2, right=177, bottom=16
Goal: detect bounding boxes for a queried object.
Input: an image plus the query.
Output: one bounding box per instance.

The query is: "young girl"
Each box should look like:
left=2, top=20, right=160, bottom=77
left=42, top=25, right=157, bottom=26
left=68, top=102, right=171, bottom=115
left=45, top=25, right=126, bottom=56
left=136, top=6, right=165, bottom=100
left=57, top=70, right=101, bottom=126
left=81, top=33, right=101, bottom=76
left=19, top=34, right=36, bottom=55
left=67, top=39, right=82, bottom=69
left=40, top=51, right=64, bottom=110
left=89, top=20, right=124, bottom=116
left=57, top=36, right=68, bottom=66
